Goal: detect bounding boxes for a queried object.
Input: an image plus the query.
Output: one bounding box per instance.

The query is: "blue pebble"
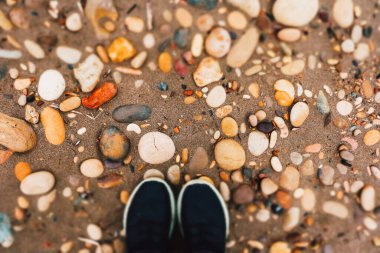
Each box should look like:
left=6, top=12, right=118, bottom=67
left=159, top=82, right=169, bottom=91
left=187, top=0, right=217, bottom=10
left=0, top=213, right=13, bottom=245
left=173, top=28, right=189, bottom=49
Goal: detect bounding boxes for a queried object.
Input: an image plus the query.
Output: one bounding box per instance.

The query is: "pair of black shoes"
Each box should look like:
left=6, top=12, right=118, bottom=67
left=123, top=178, right=229, bottom=253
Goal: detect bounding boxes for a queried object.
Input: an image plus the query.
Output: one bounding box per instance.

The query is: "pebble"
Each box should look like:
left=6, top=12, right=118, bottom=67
left=193, top=57, right=223, bottom=87
left=339, top=150, right=354, bottom=162
left=14, top=78, right=32, bottom=90
left=274, top=79, right=295, bottom=107
left=351, top=25, right=362, bottom=43
left=87, top=224, right=102, bottom=241
left=24, top=40, right=45, bottom=59
left=290, top=102, right=309, bottom=127
left=271, top=156, right=283, bottom=172
left=279, top=166, right=300, bottom=191
left=221, top=117, right=238, bottom=137
left=173, top=28, right=189, bottom=48
left=0, top=49, right=22, bottom=59
left=206, top=85, right=226, bottom=108
left=362, top=80, right=374, bottom=98
left=196, top=13, right=214, bottom=32
left=228, top=28, right=259, bottom=68
left=38, top=69, right=65, bottom=101
left=277, top=28, right=302, bottom=42
left=99, top=126, right=130, bottom=161
left=248, top=82, right=260, bottom=98
left=283, top=207, right=300, bottom=231
left=138, top=132, right=175, bottom=164
left=257, top=121, right=274, bottom=133
left=131, top=51, right=148, bottom=69
left=360, top=185, right=375, bottom=211
left=363, top=217, right=377, bottom=231
left=219, top=181, right=230, bottom=202
left=256, top=209, right=270, bottom=222
left=214, top=139, right=246, bottom=171
left=322, top=201, right=348, bottom=219
left=336, top=100, right=353, bottom=116
left=112, top=104, right=152, bottom=123
left=74, top=54, right=104, bottom=92
left=56, top=46, right=82, bottom=64
left=37, top=190, right=56, bottom=212
left=317, top=90, right=330, bottom=115
left=25, top=105, right=39, bottom=124
left=65, top=12, right=82, bottom=32
left=319, top=165, right=335, bottom=186
left=281, top=60, right=305, bottom=76
left=17, top=95, right=26, bottom=106
left=189, top=147, right=209, bottom=170
left=233, top=184, right=254, bottom=204
left=20, top=171, right=55, bottom=195
left=226, top=0, right=260, bottom=17
left=363, top=129, right=380, bottom=146
left=272, top=0, right=319, bottom=27
left=354, top=43, right=370, bottom=61
left=305, top=143, right=322, bottom=153
left=80, top=159, right=104, bottom=178
left=231, top=170, right=243, bottom=183
left=14, top=162, right=32, bottom=181
left=191, top=33, right=204, bottom=58
left=248, top=115, right=258, bottom=127
left=333, top=0, right=354, bottom=28
left=167, top=165, right=180, bottom=185
left=187, top=0, right=217, bottom=10
left=143, top=169, right=165, bottom=180
left=107, top=37, right=136, bottom=63
left=227, top=11, right=247, bottom=30
left=143, top=33, right=155, bottom=49
left=41, top=107, right=66, bottom=145
left=158, top=52, right=173, bottom=73
left=59, top=96, right=81, bottom=112
left=261, top=178, right=278, bottom=196
left=269, top=242, right=291, bottom=253
left=175, top=8, right=193, bottom=28
left=341, top=39, right=355, bottom=53
left=124, top=16, right=144, bottom=33
left=248, top=131, right=269, bottom=156
left=97, top=173, right=123, bottom=188
left=205, top=27, right=231, bottom=58
left=301, top=188, right=316, bottom=211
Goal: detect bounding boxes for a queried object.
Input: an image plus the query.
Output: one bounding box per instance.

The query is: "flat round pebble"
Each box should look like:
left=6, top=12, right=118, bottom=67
left=56, top=46, right=82, bottom=64
left=38, top=69, right=66, bottom=101
left=290, top=152, right=303, bottom=165
left=227, top=11, right=247, bottom=30
left=279, top=166, right=300, bottom=191
left=80, top=159, right=104, bottom=178
left=272, top=0, right=319, bottom=27
left=175, top=8, right=193, bottom=28
left=322, top=201, right=348, bottom=219
left=138, top=132, right=175, bottom=164
left=336, top=100, right=353, bottom=116
left=221, top=117, right=238, bottom=137
left=87, top=224, right=102, bottom=241
left=363, top=130, right=380, bottom=146
left=290, top=102, right=309, bottom=127
left=20, top=171, right=55, bottom=195
left=205, top=27, right=231, bottom=58
left=248, top=131, right=269, bottom=156
left=214, top=139, right=246, bottom=171
left=206, top=85, right=226, bottom=108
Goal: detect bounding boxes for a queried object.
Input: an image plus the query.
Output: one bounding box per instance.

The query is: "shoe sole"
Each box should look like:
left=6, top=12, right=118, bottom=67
left=123, top=177, right=176, bottom=237
left=177, top=179, right=230, bottom=237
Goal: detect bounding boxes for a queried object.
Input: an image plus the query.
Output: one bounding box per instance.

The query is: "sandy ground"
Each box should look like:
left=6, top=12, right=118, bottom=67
left=1, top=0, right=380, bottom=252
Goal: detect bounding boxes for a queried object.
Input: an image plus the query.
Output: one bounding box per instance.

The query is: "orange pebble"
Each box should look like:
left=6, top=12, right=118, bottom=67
left=14, top=162, right=32, bottom=181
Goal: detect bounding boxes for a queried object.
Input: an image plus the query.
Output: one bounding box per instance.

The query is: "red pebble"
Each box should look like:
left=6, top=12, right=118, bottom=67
left=82, top=82, right=117, bottom=109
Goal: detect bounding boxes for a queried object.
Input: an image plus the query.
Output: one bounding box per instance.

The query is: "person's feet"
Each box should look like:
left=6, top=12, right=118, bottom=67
left=123, top=178, right=175, bottom=253
left=177, top=179, right=229, bottom=253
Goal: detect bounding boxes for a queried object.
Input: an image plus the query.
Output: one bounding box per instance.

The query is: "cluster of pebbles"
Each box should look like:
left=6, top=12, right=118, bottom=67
left=0, top=0, right=380, bottom=252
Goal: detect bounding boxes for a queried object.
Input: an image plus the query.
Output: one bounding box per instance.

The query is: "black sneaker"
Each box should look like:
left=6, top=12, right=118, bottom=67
left=123, top=178, right=175, bottom=253
left=177, top=179, right=229, bottom=253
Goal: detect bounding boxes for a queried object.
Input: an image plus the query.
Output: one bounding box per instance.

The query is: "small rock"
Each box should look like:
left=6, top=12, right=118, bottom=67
left=257, top=121, right=274, bottom=133
left=341, top=39, right=355, bottom=53
left=138, top=132, right=175, bottom=164
left=279, top=166, right=300, bottom=191
left=256, top=209, right=270, bottom=222
left=112, top=104, right=152, bottom=123
left=272, top=0, right=319, bottom=27
left=364, top=130, right=380, bottom=146
left=87, top=224, right=102, bottom=241
left=362, top=80, right=374, bottom=98
left=283, top=207, right=300, bottom=231
left=107, top=37, right=136, bottom=63
left=249, top=114, right=258, bottom=127
left=363, top=216, right=378, bottom=231
left=301, top=188, right=316, bottom=211
left=322, top=201, right=348, bottom=219
left=317, top=90, right=330, bottom=115
left=193, top=57, right=223, bottom=87
left=131, top=51, right=148, bottom=69
left=248, top=82, right=260, bottom=98
left=99, top=126, right=130, bottom=161
left=97, top=173, right=123, bottom=188
left=173, top=28, right=189, bottom=48
left=360, top=185, right=375, bottom=211
left=274, top=79, right=295, bottom=107
left=333, top=117, right=349, bottom=129
left=143, top=33, right=155, bottom=49
left=24, top=40, right=45, bottom=59
left=158, top=52, right=173, bottom=73
left=20, top=171, right=55, bottom=195
left=277, top=28, right=302, bottom=42
left=305, top=143, right=322, bottom=153
left=319, top=165, right=335, bottom=185
left=271, top=156, right=283, bottom=172
left=205, top=27, right=231, bottom=58
left=226, top=0, right=260, bottom=17
left=80, top=159, right=104, bottom=178
left=37, top=189, right=56, bottom=212
left=189, top=147, right=209, bottom=171
left=227, top=11, right=247, bottom=30
left=24, top=105, right=39, bottom=124
left=339, top=150, right=354, bottom=162
left=290, top=152, right=303, bottom=165
left=281, top=60, right=305, bottom=76
left=59, top=96, right=81, bottom=112
left=124, top=16, right=144, bottom=33
left=74, top=54, right=104, bottom=92
left=187, top=0, right=217, bottom=10
left=167, top=165, right=180, bottom=185
left=354, top=43, right=370, bottom=61
left=196, top=13, right=214, bottom=32
left=261, top=178, right=278, bottom=196
left=143, top=169, right=165, bottom=180
left=9, top=7, right=28, bottom=29
left=206, top=85, right=226, bottom=108
left=56, top=46, right=82, bottom=64
left=219, top=181, right=230, bottom=201
left=41, top=107, right=65, bottom=145
left=14, top=78, right=32, bottom=91
left=175, top=8, right=193, bottom=28
left=333, top=0, right=354, bottom=28
left=269, top=241, right=291, bottom=253
left=214, top=139, right=246, bottom=171
left=14, top=162, right=32, bottom=181
left=336, top=100, right=353, bottom=116
left=38, top=69, right=65, bottom=101
left=233, top=184, right=254, bottom=204
left=226, top=27, right=259, bottom=68
left=221, top=117, right=238, bottom=137
left=290, top=102, right=309, bottom=127
left=248, top=131, right=269, bottom=156
left=17, top=95, right=26, bottom=106
left=300, top=160, right=314, bottom=175
left=65, top=12, right=82, bottom=32
left=191, top=33, right=204, bottom=58
left=231, top=170, right=243, bottom=183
